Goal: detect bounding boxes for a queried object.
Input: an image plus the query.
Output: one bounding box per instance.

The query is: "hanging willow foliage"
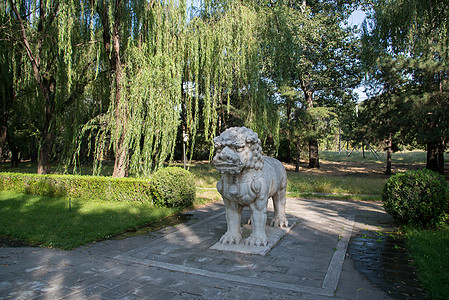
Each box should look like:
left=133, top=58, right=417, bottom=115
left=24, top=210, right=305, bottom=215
left=3, top=0, right=99, bottom=174
left=183, top=2, right=279, bottom=159
left=122, top=2, right=186, bottom=177
left=73, top=0, right=186, bottom=177
left=71, top=0, right=280, bottom=177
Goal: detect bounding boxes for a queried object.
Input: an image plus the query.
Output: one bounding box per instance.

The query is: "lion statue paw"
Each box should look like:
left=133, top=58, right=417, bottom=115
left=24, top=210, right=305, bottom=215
left=219, top=232, right=242, bottom=245
left=270, top=217, right=289, bottom=228
left=244, top=234, right=268, bottom=247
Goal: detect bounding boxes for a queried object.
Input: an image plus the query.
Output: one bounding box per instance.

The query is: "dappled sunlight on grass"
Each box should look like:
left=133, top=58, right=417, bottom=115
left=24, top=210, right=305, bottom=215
left=171, top=161, right=221, bottom=188
left=0, top=192, right=177, bottom=250
left=182, top=160, right=387, bottom=199
left=286, top=171, right=386, bottom=195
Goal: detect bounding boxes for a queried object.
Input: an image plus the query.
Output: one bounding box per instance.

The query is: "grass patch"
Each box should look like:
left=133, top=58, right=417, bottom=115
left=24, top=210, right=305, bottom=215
left=290, top=192, right=381, bottom=201
left=184, top=161, right=385, bottom=201
left=185, top=161, right=386, bottom=199
left=173, top=162, right=221, bottom=188
left=0, top=191, right=179, bottom=250
left=287, top=172, right=385, bottom=196
left=405, top=226, right=449, bottom=299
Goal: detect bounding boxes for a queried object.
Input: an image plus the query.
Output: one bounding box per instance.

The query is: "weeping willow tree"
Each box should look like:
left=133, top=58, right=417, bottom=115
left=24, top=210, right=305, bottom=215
left=74, top=0, right=279, bottom=177
left=3, top=0, right=99, bottom=174
left=68, top=0, right=187, bottom=177
left=183, top=2, right=280, bottom=160
left=112, top=1, right=187, bottom=177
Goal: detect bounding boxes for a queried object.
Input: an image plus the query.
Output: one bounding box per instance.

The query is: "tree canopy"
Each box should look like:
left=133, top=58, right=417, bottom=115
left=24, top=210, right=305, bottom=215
left=5, top=0, right=440, bottom=176
left=360, top=0, right=448, bottom=174
left=260, top=0, right=361, bottom=168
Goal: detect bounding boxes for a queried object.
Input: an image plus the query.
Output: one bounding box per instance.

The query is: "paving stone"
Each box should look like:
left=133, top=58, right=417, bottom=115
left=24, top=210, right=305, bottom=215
left=0, top=198, right=403, bottom=300
left=129, top=283, right=163, bottom=297
left=30, top=287, right=75, bottom=300
left=147, top=288, right=179, bottom=299
left=100, top=281, right=144, bottom=299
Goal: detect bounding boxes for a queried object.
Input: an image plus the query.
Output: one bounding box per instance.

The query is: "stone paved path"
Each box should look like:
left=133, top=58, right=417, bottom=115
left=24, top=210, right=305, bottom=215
left=0, top=198, right=396, bottom=299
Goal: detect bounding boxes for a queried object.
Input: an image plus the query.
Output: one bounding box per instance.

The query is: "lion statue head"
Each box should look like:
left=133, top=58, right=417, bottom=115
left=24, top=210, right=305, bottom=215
left=213, top=127, right=264, bottom=174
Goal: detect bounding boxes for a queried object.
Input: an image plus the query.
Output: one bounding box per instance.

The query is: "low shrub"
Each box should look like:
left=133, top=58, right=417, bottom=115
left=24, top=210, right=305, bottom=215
left=150, top=167, right=196, bottom=208
left=0, top=172, right=152, bottom=203
left=0, top=168, right=196, bottom=208
left=382, top=169, right=449, bottom=226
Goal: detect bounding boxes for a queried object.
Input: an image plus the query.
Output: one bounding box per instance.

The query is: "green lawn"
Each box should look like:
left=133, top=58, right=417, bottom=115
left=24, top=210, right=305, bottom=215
left=187, top=160, right=387, bottom=200
left=0, top=191, right=178, bottom=250
left=405, top=226, right=449, bottom=299
left=287, top=172, right=385, bottom=198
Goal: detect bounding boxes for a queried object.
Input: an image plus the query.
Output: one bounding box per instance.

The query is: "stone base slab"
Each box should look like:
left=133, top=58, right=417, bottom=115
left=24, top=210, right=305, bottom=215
left=209, top=220, right=296, bottom=256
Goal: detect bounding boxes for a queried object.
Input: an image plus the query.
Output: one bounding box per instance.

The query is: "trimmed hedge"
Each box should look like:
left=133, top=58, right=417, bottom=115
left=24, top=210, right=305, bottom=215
left=382, top=169, right=449, bottom=226
left=0, top=167, right=196, bottom=207
left=0, top=172, right=152, bottom=203
left=149, top=167, right=196, bottom=208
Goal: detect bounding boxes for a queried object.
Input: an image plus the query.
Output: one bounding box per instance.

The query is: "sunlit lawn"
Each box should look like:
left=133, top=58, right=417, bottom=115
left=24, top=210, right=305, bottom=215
left=185, top=161, right=387, bottom=201
left=287, top=172, right=385, bottom=196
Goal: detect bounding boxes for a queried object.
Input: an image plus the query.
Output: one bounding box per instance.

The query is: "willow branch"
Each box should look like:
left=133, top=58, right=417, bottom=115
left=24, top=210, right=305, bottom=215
left=9, top=0, right=41, bottom=85
left=63, top=61, right=96, bottom=109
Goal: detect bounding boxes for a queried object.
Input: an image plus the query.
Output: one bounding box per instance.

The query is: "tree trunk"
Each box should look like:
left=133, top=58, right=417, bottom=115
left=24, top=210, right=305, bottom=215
left=385, top=134, right=392, bottom=175
left=428, top=141, right=445, bottom=175
left=0, top=116, right=6, bottom=161
left=438, top=143, right=444, bottom=175
left=37, top=129, right=55, bottom=174
left=10, top=146, right=19, bottom=168
left=426, top=142, right=439, bottom=173
left=112, top=136, right=129, bottom=177
left=295, top=140, right=301, bottom=172
left=100, top=0, right=128, bottom=177
left=36, top=91, right=56, bottom=174
left=308, top=140, right=320, bottom=168
left=338, top=128, right=341, bottom=152
left=11, top=1, right=57, bottom=175
left=286, top=142, right=292, bottom=163
left=6, top=131, right=19, bottom=168
left=302, top=85, right=320, bottom=169
left=0, top=82, right=10, bottom=161
left=37, top=80, right=56, bottom=174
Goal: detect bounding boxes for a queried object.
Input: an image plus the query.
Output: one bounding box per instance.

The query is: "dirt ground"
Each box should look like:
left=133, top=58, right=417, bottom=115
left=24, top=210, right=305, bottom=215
left=283, top=160, right=427, bottom=178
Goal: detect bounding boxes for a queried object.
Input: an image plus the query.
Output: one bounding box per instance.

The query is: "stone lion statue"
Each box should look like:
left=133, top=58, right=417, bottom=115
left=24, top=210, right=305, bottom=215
left=213, top=127, right=288, bottom=247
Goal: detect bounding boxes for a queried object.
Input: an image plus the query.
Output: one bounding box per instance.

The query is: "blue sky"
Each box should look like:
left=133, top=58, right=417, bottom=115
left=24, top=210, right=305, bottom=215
left=348, top=9, right=367, bottom=27
left=348, top=10, right=368, bottom=102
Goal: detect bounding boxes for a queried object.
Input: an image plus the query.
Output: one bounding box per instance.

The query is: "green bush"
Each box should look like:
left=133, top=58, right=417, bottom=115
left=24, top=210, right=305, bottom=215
left=382, top=169, right=449, bottom=226
left=0, top=168, right=196, bottom=208
left=150, top=167, right=196, bottom=208
left=0, top=172, right=152, bottom=203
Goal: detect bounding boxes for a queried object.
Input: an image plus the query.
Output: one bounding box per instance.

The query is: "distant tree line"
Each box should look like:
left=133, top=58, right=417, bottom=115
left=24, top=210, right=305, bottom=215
left=355, top=0, right=448, bottom=175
